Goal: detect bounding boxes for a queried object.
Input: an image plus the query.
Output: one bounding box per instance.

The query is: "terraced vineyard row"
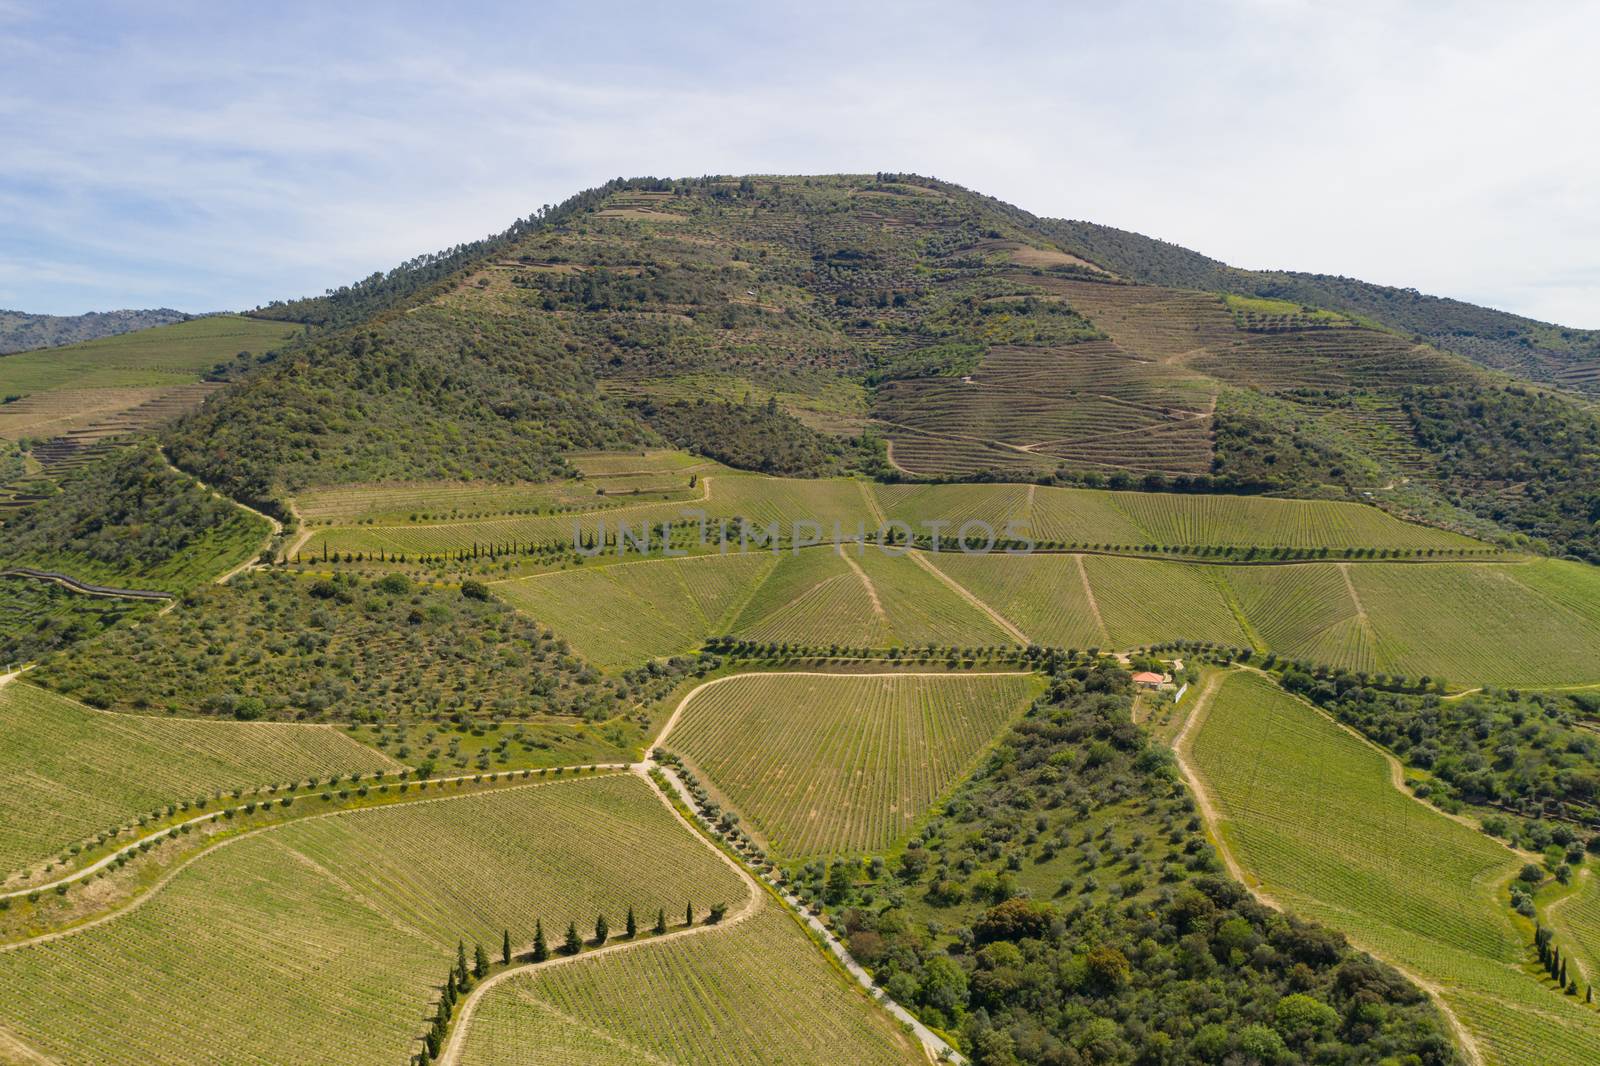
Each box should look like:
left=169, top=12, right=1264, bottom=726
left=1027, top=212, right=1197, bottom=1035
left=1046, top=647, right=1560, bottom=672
left=0, top=682, right=396, bottom=879
left=877, top=480, right=1477, bottom=551
left=493, top=545, right=1600, bottom=686
left=665, top=672, right=1040, bottom=858
left=876, top=340, right=1215, bottom=477
left=1187, top=672, right=1600, bottom=1066
left=495, top=552, right=778, bottom=668
left=460, top=899, right=923, bottom=1066
left=0, top=774, right=744, bottom=1065
left=300, top=467, right=1480, bottom=561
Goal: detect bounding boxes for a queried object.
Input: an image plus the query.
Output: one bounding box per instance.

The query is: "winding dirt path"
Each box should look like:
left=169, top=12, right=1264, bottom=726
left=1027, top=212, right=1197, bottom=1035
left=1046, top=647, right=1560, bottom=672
left=1075, top=554, right=1110, bottom=646
left=838, top=545, right=888, bottom=630
left=157, top=447, right=281, bottom=584
left=435, top=766, right=764, bottom=1066
left=1170, top=670, right=1485, bottom=1066
left=907, top=550, right=1032, bottom=645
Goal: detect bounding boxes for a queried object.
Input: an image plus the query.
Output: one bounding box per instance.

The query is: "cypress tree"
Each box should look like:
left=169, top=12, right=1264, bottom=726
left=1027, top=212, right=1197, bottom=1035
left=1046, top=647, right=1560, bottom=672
left=595, top=913, right=609, bottom=945
left=685, top=901, right=694, bottom=927
left=563, top=921, right=582, bottom=955
left=532, top=919, right=548, bottom=963
left=654, top=908, right=667, bottom=935
left=474, top=942, right=489, bottom=978
left=626, top=906, right=637, bottom=939
left=1561, top=958, right=1569, bottom=986
left=456, top=941, right=468, bottom=978
left=503, top=929, right=512, bottom=965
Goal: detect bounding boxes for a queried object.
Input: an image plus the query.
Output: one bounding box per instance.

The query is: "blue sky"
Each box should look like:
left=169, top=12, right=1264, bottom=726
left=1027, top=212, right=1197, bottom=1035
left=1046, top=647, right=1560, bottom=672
left=2, top=1, right=1597, bottom=325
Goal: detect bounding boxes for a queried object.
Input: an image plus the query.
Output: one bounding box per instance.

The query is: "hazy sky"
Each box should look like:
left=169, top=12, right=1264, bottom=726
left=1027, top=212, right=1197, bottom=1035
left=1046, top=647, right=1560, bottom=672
left=3, top=1, right=1597, bottom=325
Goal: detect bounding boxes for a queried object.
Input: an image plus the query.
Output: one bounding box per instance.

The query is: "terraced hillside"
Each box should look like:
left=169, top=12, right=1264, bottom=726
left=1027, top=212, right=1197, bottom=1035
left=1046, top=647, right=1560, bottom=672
left=1185, top=671, right=1600, bottom=1066
left=300, top=462, right=1479, bottom=562
left=663, top=671, right=1040, bottom=857
left=0, top=445, right=268, bottom=593
left=0, top=773, right=744, bottom=1066
left=876, top=339, right=1216, bottom=477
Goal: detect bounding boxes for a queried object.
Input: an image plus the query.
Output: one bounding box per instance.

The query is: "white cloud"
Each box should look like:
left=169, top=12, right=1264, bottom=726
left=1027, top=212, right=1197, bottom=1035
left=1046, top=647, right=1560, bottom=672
left=1, top=0, right=1597, bottom=325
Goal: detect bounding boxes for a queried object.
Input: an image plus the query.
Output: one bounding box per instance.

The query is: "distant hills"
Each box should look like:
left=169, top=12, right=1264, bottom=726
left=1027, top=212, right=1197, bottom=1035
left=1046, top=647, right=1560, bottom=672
left=62, top=172, right=1596, bottom=564
left=1045, top=219, right=1600, bottom=393
left=0, top=308, right=191, bottom=355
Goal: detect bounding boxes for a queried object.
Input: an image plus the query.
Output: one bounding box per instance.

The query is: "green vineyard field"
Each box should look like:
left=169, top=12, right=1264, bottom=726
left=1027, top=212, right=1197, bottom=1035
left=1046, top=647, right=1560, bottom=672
left=1188, top=672, right=1600, bottom=1066
left=0, top=682, right=396, bottom=879
left=460, top=898, right=924, bottom=1066
left=0, top=774, right=744, bottom=1065
left=665, top=672, right=1041, bottom=858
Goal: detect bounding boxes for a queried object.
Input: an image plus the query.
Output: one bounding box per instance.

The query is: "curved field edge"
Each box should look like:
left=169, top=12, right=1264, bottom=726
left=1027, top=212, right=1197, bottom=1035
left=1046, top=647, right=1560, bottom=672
left=659, top=670, right=1042, bottom=860
left=0, top=679, right=398, bottom=883
left=1180, top=670, right=1600, bottom=1066
left=0, top=772, right=746, bottom=1066
left=455, top=897, right=925, bottom=1066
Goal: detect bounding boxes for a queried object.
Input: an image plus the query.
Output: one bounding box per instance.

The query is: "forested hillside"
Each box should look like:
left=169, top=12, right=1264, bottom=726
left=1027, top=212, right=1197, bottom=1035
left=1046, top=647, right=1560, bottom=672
left=158, top=174, right=1600, bottom=559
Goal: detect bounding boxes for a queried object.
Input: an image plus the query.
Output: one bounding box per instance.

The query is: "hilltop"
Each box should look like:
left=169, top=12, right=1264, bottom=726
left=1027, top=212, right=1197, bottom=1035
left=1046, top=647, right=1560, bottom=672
left=149, top=174, right=1600, bottom=561
left=0, top=307, right=191, bottom=355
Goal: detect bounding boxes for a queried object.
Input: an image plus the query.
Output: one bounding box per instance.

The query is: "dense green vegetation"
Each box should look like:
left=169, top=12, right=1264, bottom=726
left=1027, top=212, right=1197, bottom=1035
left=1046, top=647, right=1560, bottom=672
left=0, top=574, right=154, bottom=665
left=807, top=663, right=1460, bottom=1064
left=1277, top=667, right=1600, bottom=852
left=30, top=570, right=623, bottom=722
left=1189, top=671, right=1600, bottom=1066
left=0, top=444, right=267, bottom=591
left=1403, top=383, right=1600, bottom=562
left=166, top=313, right=649, bottom=514
left=632, top=396, right=881, bottom=476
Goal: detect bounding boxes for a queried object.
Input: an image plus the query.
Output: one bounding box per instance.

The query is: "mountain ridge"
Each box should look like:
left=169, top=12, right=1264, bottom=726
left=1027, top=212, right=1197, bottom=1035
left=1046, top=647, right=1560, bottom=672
left=152, top=174, right=1600, bottom=562
left=0, top=308, right=193, bottom=356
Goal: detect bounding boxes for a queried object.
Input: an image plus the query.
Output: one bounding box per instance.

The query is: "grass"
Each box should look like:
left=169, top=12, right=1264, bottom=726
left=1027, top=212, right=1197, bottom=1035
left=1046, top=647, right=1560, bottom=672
left=0, top=773, right=745, bottom=1066
left=0, top=681, right=396, bottom=882
left=495, top=551, right=778, bottom=669
left=299, top=473, right=1483, bottom=565
left=460, top=897, right=923, bottom=1066
left=487, top=545, right=1600, bottom=687
left=925, top=552, right=1249, bottom=650
left=1188, top=671, right=1600, bottom=1066
left=0, top=315, right=300, bottom=396
left=665, top=671, right=1042, bottom=858
left=878, top=481, right=1478, bottom=552
left=1225, top=561, right=1600, bottom=686
left=494, top=546, right=1009, bottom=670
left=727, top=548, right=885, bottom=649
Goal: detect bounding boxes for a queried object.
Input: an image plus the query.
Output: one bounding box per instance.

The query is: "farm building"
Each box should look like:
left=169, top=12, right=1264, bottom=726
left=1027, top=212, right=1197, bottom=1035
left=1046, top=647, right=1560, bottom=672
left=1132, top=671, right=1169, bottom=688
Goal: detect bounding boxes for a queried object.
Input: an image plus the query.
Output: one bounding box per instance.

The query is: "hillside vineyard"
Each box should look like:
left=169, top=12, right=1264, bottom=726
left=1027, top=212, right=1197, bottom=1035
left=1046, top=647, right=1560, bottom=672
left=6, top=174, right=1600, bottom=1066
